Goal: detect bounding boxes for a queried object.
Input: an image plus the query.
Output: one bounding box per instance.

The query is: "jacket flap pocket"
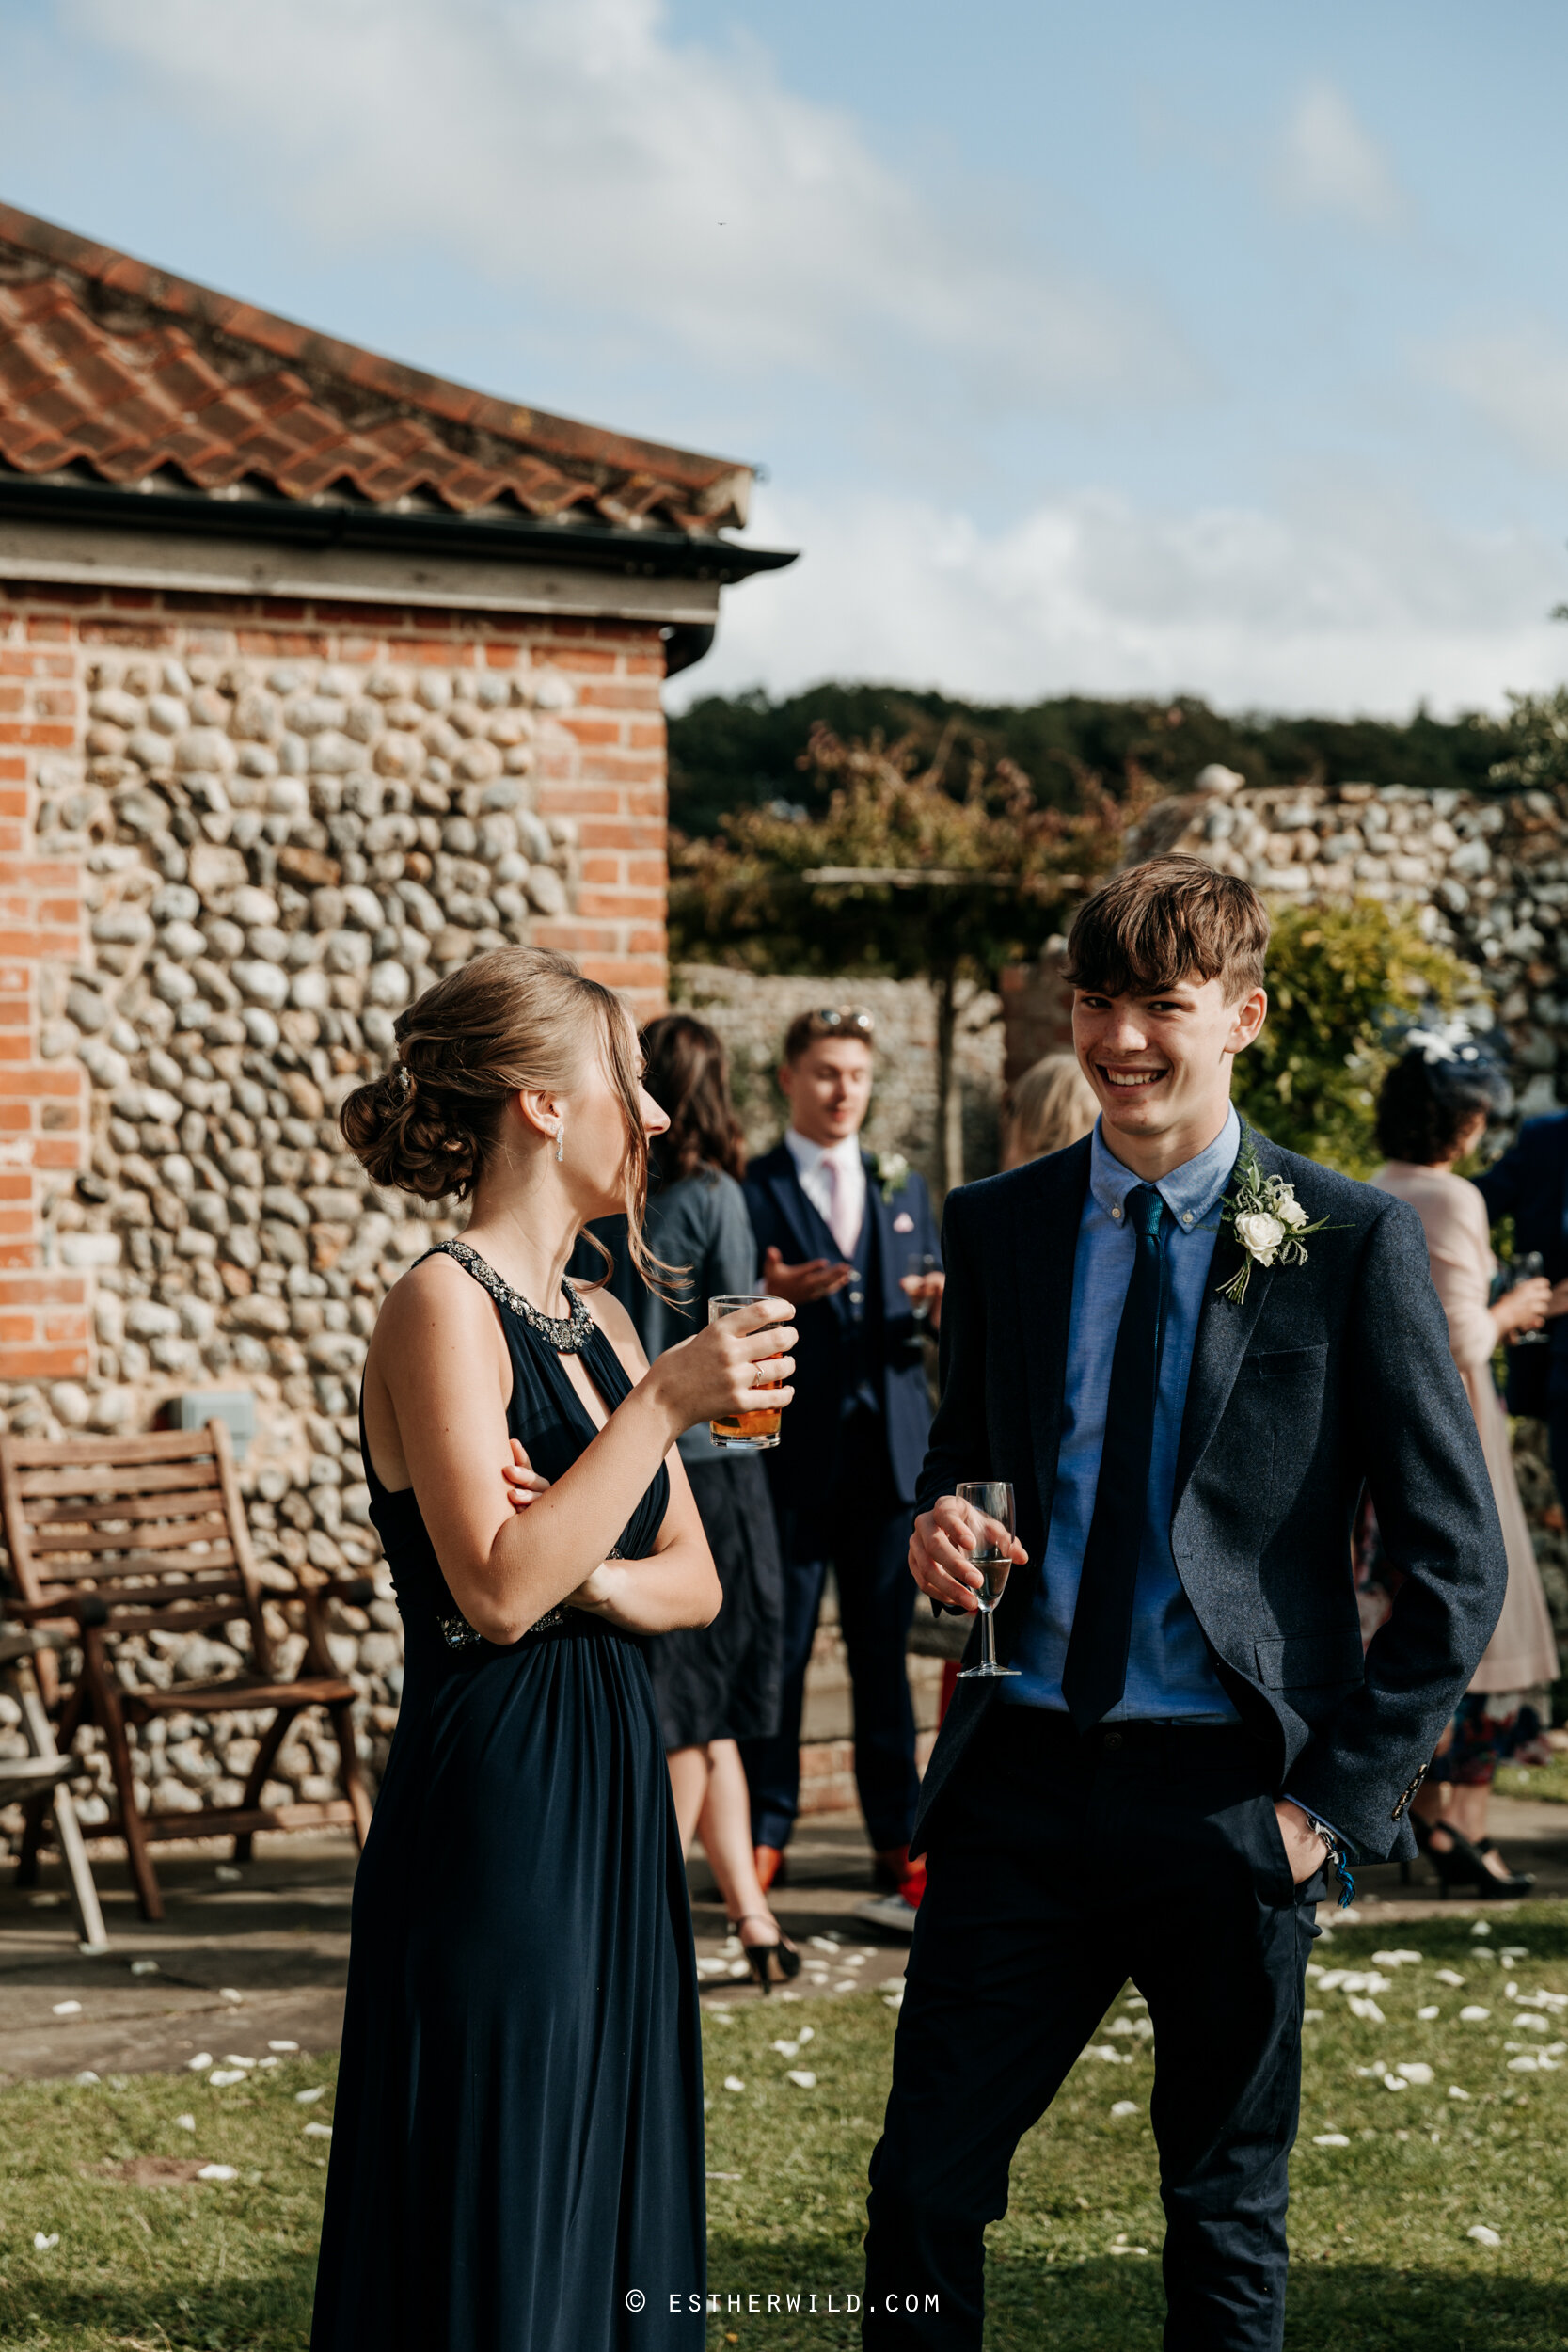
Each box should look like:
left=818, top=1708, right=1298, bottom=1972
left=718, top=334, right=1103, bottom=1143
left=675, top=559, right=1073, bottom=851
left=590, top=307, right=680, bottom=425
left=1247, top=1345, right=1329, bottom=1378
left=1254, top=1629, right=1364, bottom=1687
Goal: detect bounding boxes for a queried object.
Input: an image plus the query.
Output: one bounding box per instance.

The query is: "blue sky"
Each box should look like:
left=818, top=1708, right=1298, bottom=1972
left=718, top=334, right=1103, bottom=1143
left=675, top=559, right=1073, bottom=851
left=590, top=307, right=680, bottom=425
left=4, top=0, right=1568, bottom=715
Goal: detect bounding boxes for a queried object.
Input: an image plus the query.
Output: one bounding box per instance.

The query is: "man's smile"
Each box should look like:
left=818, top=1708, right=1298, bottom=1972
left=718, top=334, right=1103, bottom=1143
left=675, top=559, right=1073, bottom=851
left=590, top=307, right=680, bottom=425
left=1099, top=1064, right=1170, bottom=1092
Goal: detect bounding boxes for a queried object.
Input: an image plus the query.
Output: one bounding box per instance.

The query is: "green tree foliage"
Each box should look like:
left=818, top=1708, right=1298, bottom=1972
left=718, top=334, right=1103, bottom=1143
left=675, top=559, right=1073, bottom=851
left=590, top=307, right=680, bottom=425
left=1488, top=686, right=1568, bottom=794
left=671, top=724, right=1148, bottom=1187
left=1234, top=902, right=1481, bottom=1178
left=668, top=682, right=1511, bottom=836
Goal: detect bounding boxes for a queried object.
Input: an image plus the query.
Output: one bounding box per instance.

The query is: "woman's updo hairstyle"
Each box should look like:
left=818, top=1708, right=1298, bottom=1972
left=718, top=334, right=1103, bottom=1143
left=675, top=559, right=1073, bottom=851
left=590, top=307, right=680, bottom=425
left=1374, top=1022, right=1513, bottom=1167
left=340, top=946, right=659, bottom=1282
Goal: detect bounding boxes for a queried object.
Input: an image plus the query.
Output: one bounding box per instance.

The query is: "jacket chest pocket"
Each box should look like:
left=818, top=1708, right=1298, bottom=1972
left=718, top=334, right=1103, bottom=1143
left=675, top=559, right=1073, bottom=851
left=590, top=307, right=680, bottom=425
left=1240, top=1344, right=1329, bottom=1520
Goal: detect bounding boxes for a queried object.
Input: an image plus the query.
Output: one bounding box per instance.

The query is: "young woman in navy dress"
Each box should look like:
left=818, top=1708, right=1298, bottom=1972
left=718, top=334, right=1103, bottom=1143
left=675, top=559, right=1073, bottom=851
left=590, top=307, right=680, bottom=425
left=310, top=946, right=796, bottom=2352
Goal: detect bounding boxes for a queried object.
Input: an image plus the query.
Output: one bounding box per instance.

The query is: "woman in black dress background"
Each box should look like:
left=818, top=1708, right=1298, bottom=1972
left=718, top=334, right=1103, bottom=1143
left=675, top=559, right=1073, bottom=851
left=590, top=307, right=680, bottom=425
left=311, top=946, right=797, bottom=2351
left=585, top=1016, right=792, bottom=1986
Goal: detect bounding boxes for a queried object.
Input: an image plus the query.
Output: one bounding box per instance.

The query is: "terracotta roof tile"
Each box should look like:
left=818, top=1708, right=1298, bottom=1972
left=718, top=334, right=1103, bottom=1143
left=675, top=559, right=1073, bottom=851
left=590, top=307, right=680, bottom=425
left=0, top=203, right=754, bottom=535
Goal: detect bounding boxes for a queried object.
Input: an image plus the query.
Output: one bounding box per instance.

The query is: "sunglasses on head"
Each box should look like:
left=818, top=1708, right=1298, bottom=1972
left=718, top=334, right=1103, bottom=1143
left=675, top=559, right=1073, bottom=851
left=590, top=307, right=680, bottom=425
left=807, top=1007, right=875, bottom=1036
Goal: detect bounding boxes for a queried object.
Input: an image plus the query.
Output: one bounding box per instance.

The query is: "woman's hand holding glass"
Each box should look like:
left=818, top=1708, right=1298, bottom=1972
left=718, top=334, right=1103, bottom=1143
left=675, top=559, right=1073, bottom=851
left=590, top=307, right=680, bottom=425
left=645, top=1295, right=798, bottom=1438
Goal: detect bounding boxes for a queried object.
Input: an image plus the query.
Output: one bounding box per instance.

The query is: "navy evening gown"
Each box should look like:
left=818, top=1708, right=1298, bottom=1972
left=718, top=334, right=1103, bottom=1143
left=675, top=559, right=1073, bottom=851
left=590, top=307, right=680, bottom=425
left=310, top=1240, right=705, bottom=2350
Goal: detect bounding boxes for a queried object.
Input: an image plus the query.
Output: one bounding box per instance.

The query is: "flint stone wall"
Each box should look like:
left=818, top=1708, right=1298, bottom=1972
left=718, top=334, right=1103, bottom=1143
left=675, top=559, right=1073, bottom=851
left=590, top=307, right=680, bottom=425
left=0, top=586, right=666, bottom=1836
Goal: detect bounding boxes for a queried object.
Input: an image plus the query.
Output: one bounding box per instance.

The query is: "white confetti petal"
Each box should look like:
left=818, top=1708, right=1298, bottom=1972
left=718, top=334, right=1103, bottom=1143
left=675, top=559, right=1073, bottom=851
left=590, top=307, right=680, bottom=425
left=1396, top=2063, right=1433, bottom=2086
left=295, top=2087, right=325, bottom=2104
left=1470, top=1922, right=1492, bottom=1937
left=1459, top=2007, right=1491, bottom=2024
left=222, top=2056, right=256, bottom=2069
left=187, top=2053, right=214, bottom=2072
left=208, top=2070, right=247, bottom=2088
left=722, top=2076, right=746, bottom=2092
left=1302, top=2009, right=1324, bottom=2024
left=73, top=2071, right=100, bottom=2087
left=219, top=1988, right=244, bottom=2002
left=1448, top=2087, right=1472, bottom=2101
left=130, top=1960, right=159, bottom=1977
left=785, top=2070, right=817, bottom=2089
left=175, top=2114, right=196, bottom=2132
left=770, top=2041, right=800, bottom=2058
left=215, top=1865, right=243, bottom=1883
left=197, top=2165, right=237, bottom=2182
left=1507, top=2055, right=1540, bottom=2073
left=1313, top=2134, right=1351, bottom=2147
left=1467, top=2224, right=1501, bottom=2246
left=1109, top=2101, right=1138, bottom=2118
left=303, top=2122, right=332, bottom=2138
left=1418, top=2006, right=1440, bottom=2021
left=33, top=2232, right=58, bottom=2251
left=1435, top=1970, right=1467, bottom=1988
left=50, top=2001, right=81, bottom=2017
left=268, top=2041, right=299, bottom=2054
left=1373, top=1949, right=1424, bottom=1966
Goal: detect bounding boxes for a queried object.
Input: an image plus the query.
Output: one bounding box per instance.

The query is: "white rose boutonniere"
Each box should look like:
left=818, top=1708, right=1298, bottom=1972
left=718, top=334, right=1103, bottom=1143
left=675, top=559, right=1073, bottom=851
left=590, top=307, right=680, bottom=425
left=870, top=1149, right=911, bottom=1203
left=1218, top=1148, right=1331, bottom=1304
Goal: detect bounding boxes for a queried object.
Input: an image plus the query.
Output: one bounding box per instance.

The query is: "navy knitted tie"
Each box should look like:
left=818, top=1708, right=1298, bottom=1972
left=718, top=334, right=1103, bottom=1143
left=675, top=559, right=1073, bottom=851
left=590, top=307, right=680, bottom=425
left=1061, top=1183, right=1167, bottom=1731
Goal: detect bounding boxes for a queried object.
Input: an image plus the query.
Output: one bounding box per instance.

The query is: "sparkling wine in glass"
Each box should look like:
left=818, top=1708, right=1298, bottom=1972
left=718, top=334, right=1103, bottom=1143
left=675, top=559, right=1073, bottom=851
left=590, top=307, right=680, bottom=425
left=1513, top=1250, right=1550, bottom=1347
left=900, top=1250, right=939, bottom=1324
left=955, top=1481, right=1021, bottom=1679
left=707, top=1295, right=784, bottom=1450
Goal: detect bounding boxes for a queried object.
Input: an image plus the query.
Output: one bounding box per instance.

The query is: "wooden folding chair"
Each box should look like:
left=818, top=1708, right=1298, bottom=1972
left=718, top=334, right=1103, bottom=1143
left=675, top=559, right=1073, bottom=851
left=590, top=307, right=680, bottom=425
left=0, top=1421, right=374, bottom=1922
left=0, top=1623, right=109, bottom=1951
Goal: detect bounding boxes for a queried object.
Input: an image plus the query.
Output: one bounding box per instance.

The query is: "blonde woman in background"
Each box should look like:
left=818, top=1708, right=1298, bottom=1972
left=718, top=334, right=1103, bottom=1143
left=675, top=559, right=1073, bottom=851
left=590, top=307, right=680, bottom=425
left=1001, top=1052, right=1101, bottom=1168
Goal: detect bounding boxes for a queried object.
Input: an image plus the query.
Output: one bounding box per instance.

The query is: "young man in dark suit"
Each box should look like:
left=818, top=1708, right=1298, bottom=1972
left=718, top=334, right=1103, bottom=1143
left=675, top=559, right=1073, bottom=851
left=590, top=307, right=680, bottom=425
left=863, top=859, right=1507, bottom=2349
left=1474, top=1112, right=1568, bottom=1498
left=741, top=1007, right=942, bottom=1915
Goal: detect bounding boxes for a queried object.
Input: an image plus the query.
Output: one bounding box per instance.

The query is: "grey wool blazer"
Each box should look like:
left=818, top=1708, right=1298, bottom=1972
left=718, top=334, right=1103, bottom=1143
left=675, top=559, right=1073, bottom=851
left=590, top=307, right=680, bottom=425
left=911, top=1125, right=1508, bottom=1864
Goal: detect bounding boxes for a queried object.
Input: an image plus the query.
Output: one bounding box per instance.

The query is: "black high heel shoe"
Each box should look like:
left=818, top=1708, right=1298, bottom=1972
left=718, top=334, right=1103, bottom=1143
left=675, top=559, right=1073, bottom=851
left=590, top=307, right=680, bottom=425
left=1418, top=1818, right=1534, bottom=1899
left=731, top=1913, right=801, bottom=1994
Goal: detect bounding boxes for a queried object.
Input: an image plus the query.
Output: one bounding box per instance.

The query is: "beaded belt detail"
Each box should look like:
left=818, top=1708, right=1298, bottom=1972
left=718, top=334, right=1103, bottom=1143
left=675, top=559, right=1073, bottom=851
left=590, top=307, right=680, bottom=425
left=436, top=1605, right=567, bottom=1649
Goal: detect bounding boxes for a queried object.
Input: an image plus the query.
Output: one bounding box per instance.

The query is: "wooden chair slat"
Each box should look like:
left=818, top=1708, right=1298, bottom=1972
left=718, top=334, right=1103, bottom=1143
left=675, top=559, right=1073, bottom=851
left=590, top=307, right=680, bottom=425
left=28, top=1519, right=234, bottom=1559
left=14, top=1459, right=223, bottom=1501
left=0, top=1416, right=374, bottom=1921
left=24, top=1488, right=230, bottom=1530
left=125, top=1676, right=356, bottom=1716
left=7, top=1430, right=226, bottom=1469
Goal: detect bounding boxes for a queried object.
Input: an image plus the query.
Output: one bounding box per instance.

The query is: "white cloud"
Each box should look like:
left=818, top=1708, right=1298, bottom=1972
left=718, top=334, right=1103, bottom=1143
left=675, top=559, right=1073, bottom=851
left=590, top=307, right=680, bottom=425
left=1276, top=79, right=1406, bottom=232
left=69, top=0, right=1187, bottom=410
left=685, top=479, right=1568, bottom=719
left=1433, top=326, right=1568, bottom=474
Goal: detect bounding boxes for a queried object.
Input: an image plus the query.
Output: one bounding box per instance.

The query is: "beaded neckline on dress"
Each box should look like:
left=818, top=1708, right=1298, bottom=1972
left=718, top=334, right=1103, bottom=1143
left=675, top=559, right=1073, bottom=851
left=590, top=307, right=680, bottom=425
left=435, top=1237, right=598, bottom=1354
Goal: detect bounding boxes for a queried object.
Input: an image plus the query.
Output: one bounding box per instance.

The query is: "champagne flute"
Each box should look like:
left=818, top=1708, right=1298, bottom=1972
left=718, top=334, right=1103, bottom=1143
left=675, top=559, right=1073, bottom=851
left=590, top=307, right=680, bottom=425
left=1513, top=1249, right=1550, bottom=1346
left=954, top=1481, right=1021, bottom=1679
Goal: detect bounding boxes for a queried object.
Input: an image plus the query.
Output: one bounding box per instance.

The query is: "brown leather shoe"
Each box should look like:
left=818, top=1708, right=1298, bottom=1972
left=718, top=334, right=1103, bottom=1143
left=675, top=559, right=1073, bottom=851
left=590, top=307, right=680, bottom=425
left=753, top=1843, right=787, bottom=1893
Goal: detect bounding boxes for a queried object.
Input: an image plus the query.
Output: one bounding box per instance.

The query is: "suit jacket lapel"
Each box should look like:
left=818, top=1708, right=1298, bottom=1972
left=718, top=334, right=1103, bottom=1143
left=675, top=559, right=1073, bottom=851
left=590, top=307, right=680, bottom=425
left=1172, top=1125, right=1277, bottom=1510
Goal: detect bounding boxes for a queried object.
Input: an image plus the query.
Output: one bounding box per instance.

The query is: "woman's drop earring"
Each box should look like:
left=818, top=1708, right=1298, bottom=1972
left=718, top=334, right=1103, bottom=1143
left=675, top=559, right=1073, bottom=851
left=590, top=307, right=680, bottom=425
left=555, top=1125, right=565, bottom=1164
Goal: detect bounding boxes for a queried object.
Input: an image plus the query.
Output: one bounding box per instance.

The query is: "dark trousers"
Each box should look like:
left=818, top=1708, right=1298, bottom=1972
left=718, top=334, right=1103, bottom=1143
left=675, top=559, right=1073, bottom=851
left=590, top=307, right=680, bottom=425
left=863, top=1707, right=1323, bottom=2351
left=741, top=1422, right=918, bottom=1854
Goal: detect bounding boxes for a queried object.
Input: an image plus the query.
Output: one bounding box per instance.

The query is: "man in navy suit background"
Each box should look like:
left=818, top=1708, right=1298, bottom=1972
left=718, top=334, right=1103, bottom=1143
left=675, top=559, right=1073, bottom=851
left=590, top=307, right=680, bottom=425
left=741, top=1007, right=942, bottom=1915
left=1474, top=1112, right=1568, bottom=1500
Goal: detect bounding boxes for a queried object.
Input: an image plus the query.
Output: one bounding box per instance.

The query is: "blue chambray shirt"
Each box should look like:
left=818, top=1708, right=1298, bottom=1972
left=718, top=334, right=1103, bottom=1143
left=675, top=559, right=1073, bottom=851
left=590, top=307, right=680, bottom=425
left=1006, top=1104, right=1242, bottom=1719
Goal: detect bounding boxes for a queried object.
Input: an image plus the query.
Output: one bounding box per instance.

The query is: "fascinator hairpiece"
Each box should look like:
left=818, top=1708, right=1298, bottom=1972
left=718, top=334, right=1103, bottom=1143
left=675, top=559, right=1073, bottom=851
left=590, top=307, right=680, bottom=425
left=1393, top=1013, right=1513, bottom=1117
left=388, top=1062, right=415, bottom=1104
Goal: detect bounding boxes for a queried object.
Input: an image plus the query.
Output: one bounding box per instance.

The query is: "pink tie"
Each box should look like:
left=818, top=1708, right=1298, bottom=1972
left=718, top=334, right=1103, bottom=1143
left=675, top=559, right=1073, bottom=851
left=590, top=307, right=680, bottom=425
left=822, top=1157, right=859, bottom=1259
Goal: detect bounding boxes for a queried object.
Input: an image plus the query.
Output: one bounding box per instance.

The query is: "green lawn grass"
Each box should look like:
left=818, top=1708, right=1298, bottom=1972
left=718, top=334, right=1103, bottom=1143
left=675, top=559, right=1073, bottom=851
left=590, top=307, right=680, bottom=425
left=5, top=1912, right=1568, bottom=2349
left=1496, top=1757, right=1568, bottom=1805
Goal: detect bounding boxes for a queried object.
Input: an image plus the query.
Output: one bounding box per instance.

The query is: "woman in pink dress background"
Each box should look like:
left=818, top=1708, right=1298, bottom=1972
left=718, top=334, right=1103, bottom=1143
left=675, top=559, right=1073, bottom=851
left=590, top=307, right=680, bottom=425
left=1373, top=1033, right=1561, bottom=1898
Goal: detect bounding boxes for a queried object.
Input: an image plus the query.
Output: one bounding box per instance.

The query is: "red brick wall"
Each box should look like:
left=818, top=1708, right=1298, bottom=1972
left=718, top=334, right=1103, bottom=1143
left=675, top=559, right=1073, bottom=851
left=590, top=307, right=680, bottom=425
left=0, top=580, right=670, bottom=1387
